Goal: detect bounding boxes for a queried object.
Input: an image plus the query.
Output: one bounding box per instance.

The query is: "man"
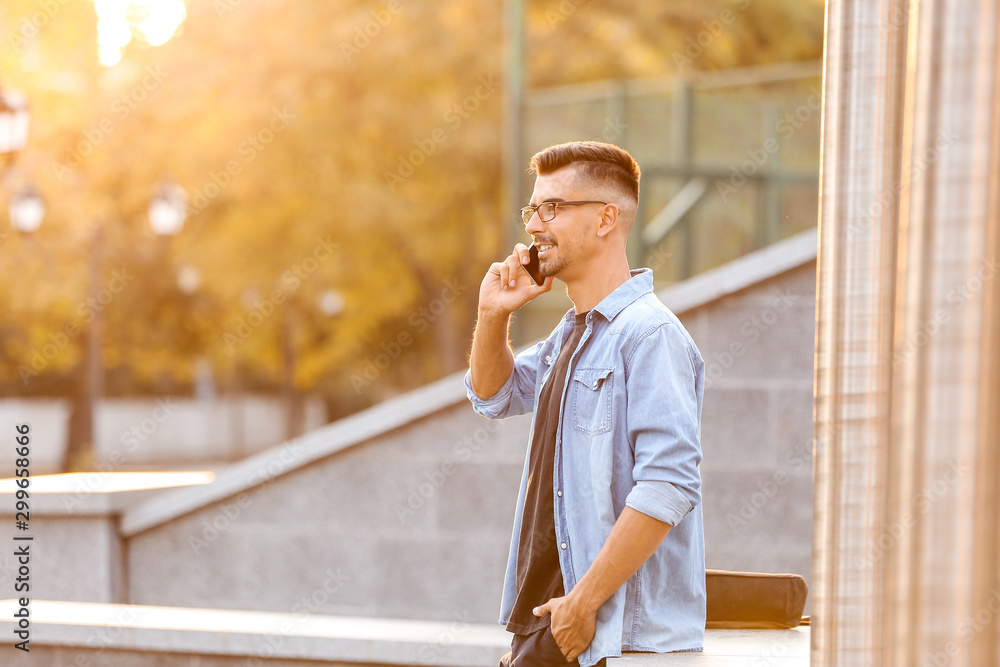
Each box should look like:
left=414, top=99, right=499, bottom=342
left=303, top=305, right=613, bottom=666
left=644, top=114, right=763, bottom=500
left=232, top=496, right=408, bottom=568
left=464, top=141, right=706, bottom=667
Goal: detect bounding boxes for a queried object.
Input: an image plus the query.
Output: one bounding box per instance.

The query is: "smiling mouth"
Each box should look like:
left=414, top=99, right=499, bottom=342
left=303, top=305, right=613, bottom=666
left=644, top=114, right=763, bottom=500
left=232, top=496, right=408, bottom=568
left=536, top=243, right=555, bottom=256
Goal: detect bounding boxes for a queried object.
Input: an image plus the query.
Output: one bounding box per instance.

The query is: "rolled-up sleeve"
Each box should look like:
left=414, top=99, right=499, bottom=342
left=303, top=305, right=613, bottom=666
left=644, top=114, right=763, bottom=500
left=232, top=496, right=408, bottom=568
left=464, top=340, right=546, bottom=419
left=623, top=322, right=704, bottom=527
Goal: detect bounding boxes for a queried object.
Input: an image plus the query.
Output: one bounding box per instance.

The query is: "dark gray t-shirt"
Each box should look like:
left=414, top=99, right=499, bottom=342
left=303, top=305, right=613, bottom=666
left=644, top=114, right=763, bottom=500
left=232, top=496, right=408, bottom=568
left=506, top=310, right=589, bottom=634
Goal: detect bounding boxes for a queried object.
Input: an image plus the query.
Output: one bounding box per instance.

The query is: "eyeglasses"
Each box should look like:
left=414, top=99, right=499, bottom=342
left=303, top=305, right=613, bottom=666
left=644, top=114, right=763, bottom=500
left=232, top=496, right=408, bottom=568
left=520, top=200, right=608, bottom=226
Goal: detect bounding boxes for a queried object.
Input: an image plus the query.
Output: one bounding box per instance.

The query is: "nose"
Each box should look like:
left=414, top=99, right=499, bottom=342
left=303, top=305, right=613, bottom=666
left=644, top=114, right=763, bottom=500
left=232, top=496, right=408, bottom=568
left=524, top=211, right=545, bottom=236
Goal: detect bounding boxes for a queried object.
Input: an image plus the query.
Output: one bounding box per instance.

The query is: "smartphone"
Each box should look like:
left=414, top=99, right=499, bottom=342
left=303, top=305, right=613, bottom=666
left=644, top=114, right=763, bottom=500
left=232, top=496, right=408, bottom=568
left=524, top=244, right=544, bottom=285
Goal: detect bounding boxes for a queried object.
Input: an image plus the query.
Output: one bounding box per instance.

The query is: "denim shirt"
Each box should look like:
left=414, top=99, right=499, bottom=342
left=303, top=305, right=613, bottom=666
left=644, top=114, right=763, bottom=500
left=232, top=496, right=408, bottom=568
left=464, top=268, right=706, bottom=667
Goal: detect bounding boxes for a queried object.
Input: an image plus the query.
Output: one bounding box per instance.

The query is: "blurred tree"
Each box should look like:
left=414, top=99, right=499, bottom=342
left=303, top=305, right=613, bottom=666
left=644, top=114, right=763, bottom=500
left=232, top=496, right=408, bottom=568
left=0, top=0, right=823, bottom=455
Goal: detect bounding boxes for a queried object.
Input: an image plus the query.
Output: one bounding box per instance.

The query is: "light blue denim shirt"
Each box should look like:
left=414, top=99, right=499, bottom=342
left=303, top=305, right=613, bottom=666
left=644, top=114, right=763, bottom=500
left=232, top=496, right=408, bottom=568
left=464, top=268, right=706, bottom=667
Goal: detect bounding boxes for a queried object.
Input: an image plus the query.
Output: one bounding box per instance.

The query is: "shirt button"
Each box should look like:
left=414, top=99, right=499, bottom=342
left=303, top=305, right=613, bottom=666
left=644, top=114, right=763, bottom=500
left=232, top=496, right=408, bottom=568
left=557, top=490, right=563, bottom=497
left=592, top=381, right=598, bottom=388
left=545, top=356, right=551, bottom=364
left=560, top=542, right=567, bottom=550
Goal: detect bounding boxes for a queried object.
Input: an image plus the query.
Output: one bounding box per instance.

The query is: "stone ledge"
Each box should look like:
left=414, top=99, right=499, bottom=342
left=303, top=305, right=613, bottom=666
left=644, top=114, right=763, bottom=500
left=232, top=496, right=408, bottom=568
left=0, top=599, right=510, bottom=666
left=610, top=628, right=809, bottom=666
left=660, top=228, right=817, bottom=314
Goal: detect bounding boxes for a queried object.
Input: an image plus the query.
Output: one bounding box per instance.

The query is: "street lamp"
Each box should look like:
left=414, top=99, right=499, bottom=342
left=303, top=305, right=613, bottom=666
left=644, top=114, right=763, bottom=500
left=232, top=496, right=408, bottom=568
left=58, top=180, right=187, bottom=471
left=0, top=87, right=30, bottom=163
left=176, top=264, right=202, bottom=294
left=9, top=184, right=45, bottom=233
left=148, top=181, right=188, bottom=236
left=316, top=289, right=344, bottom=317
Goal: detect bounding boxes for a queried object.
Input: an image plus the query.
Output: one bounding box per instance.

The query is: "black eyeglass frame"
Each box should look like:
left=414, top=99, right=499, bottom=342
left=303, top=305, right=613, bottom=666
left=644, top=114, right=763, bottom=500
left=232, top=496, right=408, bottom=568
left=520, top=200, right=609, bottom=226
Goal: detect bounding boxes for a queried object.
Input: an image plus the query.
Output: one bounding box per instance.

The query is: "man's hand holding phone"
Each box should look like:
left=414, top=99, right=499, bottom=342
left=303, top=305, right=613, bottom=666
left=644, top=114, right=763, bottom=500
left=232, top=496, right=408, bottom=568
left=479, top=243, right=553, bottom=318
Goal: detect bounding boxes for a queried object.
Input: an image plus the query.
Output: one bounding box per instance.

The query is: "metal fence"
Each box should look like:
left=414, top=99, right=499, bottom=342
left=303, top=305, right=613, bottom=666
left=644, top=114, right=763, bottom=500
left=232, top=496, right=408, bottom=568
left=512, top=61, right=822, bottom=343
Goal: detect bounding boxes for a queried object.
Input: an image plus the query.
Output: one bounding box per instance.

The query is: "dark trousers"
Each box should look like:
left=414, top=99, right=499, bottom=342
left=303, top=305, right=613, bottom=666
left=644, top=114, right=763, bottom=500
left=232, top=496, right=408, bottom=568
left=499, top=626, right=607, bottom=667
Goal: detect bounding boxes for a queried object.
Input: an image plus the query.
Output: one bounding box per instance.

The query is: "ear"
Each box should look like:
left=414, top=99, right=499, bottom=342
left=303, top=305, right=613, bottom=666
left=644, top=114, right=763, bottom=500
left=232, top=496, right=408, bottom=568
left=595, top=203, right=619, bottom=239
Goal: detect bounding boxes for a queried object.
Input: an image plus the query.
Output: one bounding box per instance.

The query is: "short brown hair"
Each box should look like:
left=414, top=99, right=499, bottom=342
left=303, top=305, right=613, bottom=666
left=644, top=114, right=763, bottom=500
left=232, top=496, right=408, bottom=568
left=528, top=141, right=640, bottom=204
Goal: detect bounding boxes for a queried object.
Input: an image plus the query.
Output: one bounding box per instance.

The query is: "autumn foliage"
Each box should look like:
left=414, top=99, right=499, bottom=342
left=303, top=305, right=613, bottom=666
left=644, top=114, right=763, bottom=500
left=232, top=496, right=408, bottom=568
left=0, top=0, right=823, bottom=419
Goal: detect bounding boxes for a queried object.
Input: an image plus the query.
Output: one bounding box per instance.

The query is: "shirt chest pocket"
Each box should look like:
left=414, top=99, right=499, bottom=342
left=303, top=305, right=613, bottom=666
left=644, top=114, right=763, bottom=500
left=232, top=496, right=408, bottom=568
left=571, top=366, right=614, bottom=436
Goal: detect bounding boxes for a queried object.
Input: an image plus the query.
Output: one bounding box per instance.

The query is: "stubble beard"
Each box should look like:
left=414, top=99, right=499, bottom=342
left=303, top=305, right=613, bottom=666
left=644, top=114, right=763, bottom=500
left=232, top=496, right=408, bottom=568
left=535, top=233, right=572, bottom=278
left=539, top=253, right=565, bottom=278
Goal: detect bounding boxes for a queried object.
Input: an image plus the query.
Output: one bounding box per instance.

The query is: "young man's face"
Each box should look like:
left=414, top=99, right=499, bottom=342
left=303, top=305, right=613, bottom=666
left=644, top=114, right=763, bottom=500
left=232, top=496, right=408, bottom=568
left=524, top=165, right=607, bottom=281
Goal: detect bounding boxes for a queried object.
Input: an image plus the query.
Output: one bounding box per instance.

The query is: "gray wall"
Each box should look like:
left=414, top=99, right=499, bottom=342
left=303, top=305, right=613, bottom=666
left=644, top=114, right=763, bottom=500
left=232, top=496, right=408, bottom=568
left=126, top=407, right=532, bottom=622
left=0, top=514, right=122, bottom=603
left=682, top=263, right=815, bottom=591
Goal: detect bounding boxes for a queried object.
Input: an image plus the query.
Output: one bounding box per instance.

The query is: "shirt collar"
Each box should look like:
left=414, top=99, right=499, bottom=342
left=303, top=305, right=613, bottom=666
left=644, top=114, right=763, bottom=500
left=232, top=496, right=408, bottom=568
left=563, top=268, right=654, bottom=324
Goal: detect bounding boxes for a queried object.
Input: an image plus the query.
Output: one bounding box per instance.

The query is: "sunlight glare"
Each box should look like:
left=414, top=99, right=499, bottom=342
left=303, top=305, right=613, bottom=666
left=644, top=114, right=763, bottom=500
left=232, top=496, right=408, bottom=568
left=0, top=471, right=214, bottom=494
left=92, top=0, right=187, bottom=66
left=137, top=0, right=187, bottom=46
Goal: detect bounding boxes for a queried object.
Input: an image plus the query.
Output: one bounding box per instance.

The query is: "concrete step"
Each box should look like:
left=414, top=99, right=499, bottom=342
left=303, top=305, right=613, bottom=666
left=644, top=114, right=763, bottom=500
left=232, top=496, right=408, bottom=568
left=0, top=599, right=509, bottom=666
